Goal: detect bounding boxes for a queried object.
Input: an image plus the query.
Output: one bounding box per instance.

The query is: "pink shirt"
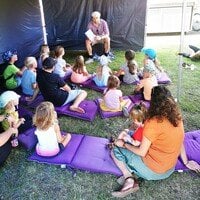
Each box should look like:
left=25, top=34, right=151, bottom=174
left=103, top=89, right=122, bottom=109
left=70, top=66, right=90, bottom=84
left=87, top=19, right=109, bottom=36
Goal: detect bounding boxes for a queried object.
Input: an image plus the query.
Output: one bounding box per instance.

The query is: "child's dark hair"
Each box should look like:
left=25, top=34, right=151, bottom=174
left=125, top=50, right=135, bottom=61
left=127, top=60, right=137, bottom=75
left=130, top=102, right=147, bottom=123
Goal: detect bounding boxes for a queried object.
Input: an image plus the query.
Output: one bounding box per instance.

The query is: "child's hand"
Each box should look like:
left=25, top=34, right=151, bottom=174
left=114, top=139, right=124, bottom=148
left=19, top=118, right=25, bottom=124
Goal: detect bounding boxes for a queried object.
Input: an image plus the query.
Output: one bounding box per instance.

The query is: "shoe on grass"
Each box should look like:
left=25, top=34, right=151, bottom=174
left=85, top=58, right=94, bottom=64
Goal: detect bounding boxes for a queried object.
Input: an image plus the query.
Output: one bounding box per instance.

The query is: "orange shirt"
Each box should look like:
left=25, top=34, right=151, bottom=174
left=142, top=118, right=184, bottom=173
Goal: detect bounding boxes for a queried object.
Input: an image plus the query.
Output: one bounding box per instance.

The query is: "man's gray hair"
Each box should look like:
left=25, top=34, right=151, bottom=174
left=91, top=11, right=101, bottom=18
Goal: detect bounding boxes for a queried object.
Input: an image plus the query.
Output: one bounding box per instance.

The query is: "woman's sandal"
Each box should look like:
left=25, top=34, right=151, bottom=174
left=112, top=177, right=139, bottom=198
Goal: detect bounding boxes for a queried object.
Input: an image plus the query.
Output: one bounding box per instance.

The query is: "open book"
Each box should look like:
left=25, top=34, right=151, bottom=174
left=85, top=29, right=95, bottom=42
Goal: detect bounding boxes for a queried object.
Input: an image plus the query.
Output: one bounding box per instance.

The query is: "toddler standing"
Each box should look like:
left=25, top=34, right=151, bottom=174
left=70, top=55, right=91, bottom=84
left=33, top=101, right=71, bottom=157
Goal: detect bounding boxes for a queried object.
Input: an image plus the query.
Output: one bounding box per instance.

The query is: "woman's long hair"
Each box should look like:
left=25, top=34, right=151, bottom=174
left=147, top=86, right=182, bottom=127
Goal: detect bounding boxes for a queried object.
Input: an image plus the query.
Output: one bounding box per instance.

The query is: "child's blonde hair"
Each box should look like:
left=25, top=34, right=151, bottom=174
left=73, top=55, right=85, bottom=74
left=33, top=101, right=56, bottom=130
left=24, top=57, right=37, bottom=69
left=130, top=102, right=147, bottom=123
left=54, top=46, right=65, bottom=58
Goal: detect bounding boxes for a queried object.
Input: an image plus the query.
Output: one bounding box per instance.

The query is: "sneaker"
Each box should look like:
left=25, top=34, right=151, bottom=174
left=189, top=45, right=200, bottom=53
left=122, top=107, right=129, bottom=117
left=85, top=58, right=94, bottom=64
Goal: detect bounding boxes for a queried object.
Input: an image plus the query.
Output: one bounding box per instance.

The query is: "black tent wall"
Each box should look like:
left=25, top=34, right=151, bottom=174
left=43, top=0, right=147, bottom=51
left=0, top=0, right=146, bottom=66
left=0, top=0, right=43, bottom=66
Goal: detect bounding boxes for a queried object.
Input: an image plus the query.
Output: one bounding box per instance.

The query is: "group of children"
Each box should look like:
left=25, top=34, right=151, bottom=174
left=0, top=45, right=164, bottom=157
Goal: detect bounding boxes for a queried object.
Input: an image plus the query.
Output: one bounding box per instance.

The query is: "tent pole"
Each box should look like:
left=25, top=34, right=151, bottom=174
left=39, top=0, right=48, bottom=45
left=177, top=0, right=187, bottom=102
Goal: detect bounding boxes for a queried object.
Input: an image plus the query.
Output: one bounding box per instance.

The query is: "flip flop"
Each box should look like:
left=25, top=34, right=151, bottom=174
left=112, top=177, right=139, bottom=198
left=69, top=106, right=85, bottom=114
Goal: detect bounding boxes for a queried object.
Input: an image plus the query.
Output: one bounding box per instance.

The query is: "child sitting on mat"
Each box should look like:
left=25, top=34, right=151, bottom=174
left=134, top=61, right=158, bottom=101
left=117, top=102, right=147, bottom=146
left=93, top=55, right=112, bottom=87
left=33, top=101, right=71, bottom=157
left=100, top=75, right=131, bottom=117
left=53, top=45, right=72, bottom=79
left=70, top=55, right=92, bottom=84
left=115, top=50, right=139, bottom=84
left=21, top=57, right=39, bottom=102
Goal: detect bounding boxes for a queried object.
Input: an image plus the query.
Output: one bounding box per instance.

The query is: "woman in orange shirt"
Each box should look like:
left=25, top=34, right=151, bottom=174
left=111, top=85, right=200, bottom=198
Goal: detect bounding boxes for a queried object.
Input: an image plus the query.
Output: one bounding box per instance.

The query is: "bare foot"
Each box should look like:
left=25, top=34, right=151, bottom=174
left=70, top=106, right=85, bottom=114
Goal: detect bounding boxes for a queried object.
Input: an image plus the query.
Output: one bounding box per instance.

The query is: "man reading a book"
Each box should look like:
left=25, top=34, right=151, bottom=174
left=85, top=11, right=111, bottom=64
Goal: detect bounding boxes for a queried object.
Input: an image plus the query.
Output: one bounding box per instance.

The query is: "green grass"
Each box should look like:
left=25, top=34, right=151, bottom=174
left=0, top=48, right=200, bottom=199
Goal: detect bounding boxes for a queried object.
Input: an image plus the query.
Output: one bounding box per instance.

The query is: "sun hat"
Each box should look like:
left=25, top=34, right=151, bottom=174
left=141, top=48, right=156, bottom=60
left=99, top=55, right=109, bottom=66
left=0, top=91, right=20, bottom=108
left=143, top=60, right=155, bottom=74
left=2, top=49, right=17, bottom=62
left=42, top=57, right=57, bottom=69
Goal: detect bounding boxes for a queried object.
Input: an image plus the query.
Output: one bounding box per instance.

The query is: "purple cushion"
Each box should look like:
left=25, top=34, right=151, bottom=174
left=28, top=133, right=121, bottom=176
left=81, top=78, right=106, bottom=93
left=18, top=105, right=33, bottom=117
left=29, top=134, right=84, bottom=165
left=18, top=127, right=37, bottom=150
left=95, top=96, right=134, bottom=119
left=128, top=94, right=150, bottom=108
left=19, top=94, right=44, bottom=109
left=55, top=100, right=98, bottom=121
left=157, top=72, right=172, bottom=84
left=175, top=130, right=200, bottom=170
left=71, top=135, right=121, bottom=176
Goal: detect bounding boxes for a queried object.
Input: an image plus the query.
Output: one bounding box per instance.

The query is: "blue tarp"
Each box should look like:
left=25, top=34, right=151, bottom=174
left=0, top=0, right=146, bottom=66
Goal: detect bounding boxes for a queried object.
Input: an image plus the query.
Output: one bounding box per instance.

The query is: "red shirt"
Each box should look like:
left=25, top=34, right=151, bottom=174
left=132, top=126, right=143, bottom=141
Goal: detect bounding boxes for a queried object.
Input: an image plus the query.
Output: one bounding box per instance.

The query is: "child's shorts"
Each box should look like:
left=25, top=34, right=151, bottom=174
left=63, top=89, right=82, bottom=105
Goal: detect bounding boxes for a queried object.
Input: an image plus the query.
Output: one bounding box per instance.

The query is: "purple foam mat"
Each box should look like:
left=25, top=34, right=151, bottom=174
left=23, top=128, right=200, bottom=175
left=95, top=96, right=134, bottom=119
left=18, top=105, right=33, bottom=117
left=18, top=127, right=37, bottom=150
left=19, top=94, right=44, bottom=109
left=157, top=72, right=172, bottom=84
left=175, top=130, right=200, bottom=170
left=128, top=94, right=150, bottom=108
left=55, top=100, right=98, bottom=122
left=28, top=133, right=121, bottom=176
left=29, top=134, right=85, bottom=165
left=81, top=78, right=106, bottom=93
